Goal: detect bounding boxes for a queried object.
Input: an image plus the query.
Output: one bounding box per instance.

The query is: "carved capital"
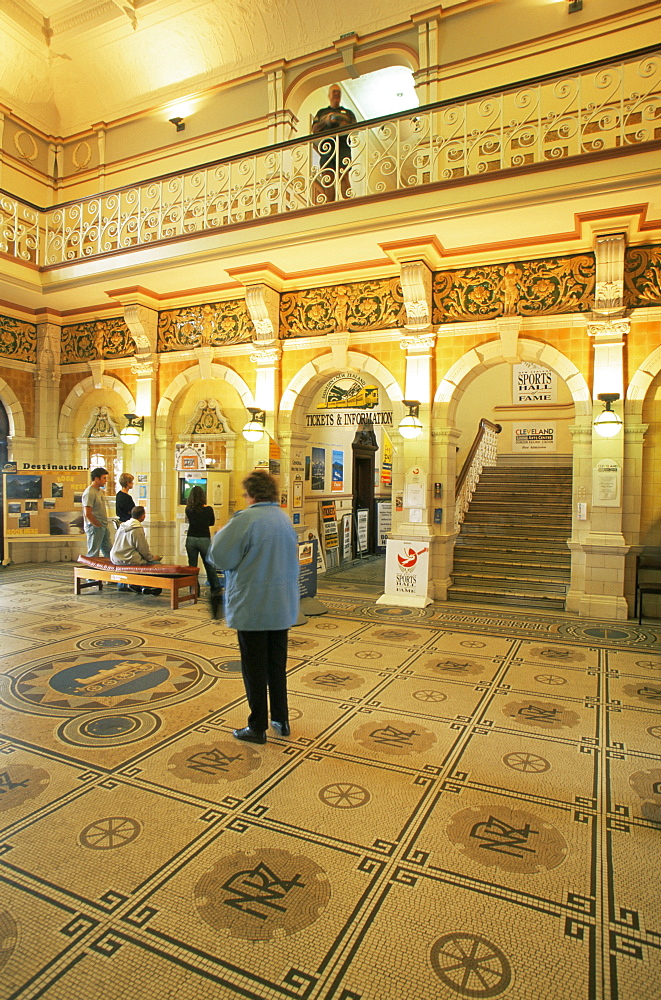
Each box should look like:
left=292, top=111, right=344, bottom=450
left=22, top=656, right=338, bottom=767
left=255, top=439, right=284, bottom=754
left=587, top=317, right=630, bottom=341
left=246, top=284, right=279, bottom=346
left=400, top=261, right=431, bottom=330
left=131, top=358, right=159, bottom=379
left=249, top=347, right=281, bottom=365
left=399, top=332, right=436, bottom=353
left=123, top=303, right=158, bottom=356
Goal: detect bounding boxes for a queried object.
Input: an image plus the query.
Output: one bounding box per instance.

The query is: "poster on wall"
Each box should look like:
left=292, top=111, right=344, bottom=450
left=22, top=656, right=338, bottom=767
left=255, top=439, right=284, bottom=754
left=592, top=459, right=621, bottom=507
left=375, top=500, right=392, bottom=553
left=356, top=509, right=369, bottom=554
left=331, top=450, right=343, bottom=492
left=269, top=440, right=281, bottom=477
left=311, top=447, right=325, bottom=491
left=512, top=363, right=557, bottom=404
left=512, top=423, right=556, bottom=452
left=381, top=431, right=393, bottom=486
left=3, top=467, right=88, bottom=540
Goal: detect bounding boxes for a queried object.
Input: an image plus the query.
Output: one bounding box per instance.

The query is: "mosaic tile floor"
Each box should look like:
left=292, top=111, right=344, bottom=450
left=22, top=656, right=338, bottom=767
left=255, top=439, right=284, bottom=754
left=0, top=564, right=660, bottom=1000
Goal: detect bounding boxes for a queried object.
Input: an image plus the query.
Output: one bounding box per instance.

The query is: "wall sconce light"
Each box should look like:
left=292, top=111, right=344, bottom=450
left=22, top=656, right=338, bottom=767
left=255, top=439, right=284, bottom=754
left=242, top=407, right=266, bottom=443
left=568, top=0, right=583, bottom=12
left=398, top=400, right=423, bottom=439
left=119, top=413, right=144, bottom=445
left=169, top=116, right=185, bottom=132
left=593, top=393, right=623, bottom=438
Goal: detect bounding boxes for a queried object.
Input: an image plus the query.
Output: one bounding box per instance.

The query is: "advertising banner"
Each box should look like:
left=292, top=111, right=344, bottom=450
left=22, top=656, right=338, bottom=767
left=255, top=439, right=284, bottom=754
left=512, top=423, right=556, bottom=452
left=298, top=539, right=318, bottom=598
left=375, top=500, right=392, bottom=553
left=380, top=539, right=431, bottom=606
left=512, top=363, right=557, bottom=404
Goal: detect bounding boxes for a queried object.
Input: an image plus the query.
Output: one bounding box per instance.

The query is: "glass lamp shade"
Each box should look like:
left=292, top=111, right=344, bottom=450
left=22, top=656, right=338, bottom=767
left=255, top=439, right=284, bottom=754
left=242, top=420, right=265, bottom=443
left=398, top=414, right=423, bottom=439
left=119, top=425, right=141, bottom=445
left=593, top=409, right=623, bottom=438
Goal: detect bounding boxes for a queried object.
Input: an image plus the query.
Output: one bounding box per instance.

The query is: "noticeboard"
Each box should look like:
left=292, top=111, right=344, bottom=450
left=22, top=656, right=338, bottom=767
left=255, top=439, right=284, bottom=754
left=3, top=467, right=89, bottom=539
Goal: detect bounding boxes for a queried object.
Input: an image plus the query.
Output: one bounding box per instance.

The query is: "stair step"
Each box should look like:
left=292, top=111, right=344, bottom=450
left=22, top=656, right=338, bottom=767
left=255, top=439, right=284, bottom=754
left=451, top=571, right=567, bottom=593
left=446, top=585, right=566, bottom=610
left=453, top=560, right=569, bottom=579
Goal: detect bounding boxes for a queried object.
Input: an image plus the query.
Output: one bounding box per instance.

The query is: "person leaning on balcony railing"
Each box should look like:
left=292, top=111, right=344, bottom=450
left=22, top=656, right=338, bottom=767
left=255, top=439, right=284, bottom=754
left=311, top=83, right=357, bottom=202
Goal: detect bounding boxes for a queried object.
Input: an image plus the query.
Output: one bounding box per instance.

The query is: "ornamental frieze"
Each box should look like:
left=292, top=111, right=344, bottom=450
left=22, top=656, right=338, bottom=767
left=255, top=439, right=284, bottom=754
left=624, top=245, right=661, bottom=307
left=158, top=301, right=252, bottom=352
left=0, top=315, right=37, bottom=362
left=432, top=254, right=595, bottom=323
left=61, top=318, right=133, bottom=363
left=280, top=277, right=404, bottom=338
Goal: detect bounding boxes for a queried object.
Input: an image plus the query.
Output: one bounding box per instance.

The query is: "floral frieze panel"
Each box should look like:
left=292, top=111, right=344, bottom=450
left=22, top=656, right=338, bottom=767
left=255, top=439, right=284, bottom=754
left=624, top=245, right=661, bottom=307
left=0, top=315, right=37, bottom=362
left=158, top=301, right=252, bottom=352
left=280, top=277, right=404, bottom=338
left=61, top=318, right=133, bottom=363
left=432, top=255, right=595, bottom=323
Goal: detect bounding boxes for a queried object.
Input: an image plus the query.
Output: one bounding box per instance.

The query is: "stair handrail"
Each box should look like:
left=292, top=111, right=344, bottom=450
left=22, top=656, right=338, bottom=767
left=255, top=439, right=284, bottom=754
left=454, top=419, right=502, bottom=532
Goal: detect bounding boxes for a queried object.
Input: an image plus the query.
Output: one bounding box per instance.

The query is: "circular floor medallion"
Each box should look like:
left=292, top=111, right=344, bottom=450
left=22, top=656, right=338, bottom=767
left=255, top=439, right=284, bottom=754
left=303, top=670, right=365, bottom=691
left=353, top=718, right=436, bottom=756
left=79, top=816, right=142, bottom=850
left=502, top=699, right=580, bottom=730
left=11, top=649, right=208, bottom=715
left=58, top=711, right=161, bottom=747
left=0, top=763, right=50, bottom=811
left=447, top=805, right=567, bottom=873
left=430, top=932, right=512, bottom=998
left=502, top=752, right=550, bottom=774
left=169, top=741, right=262, bottom=784
left=0, top=910, right=18, bottom=974
left=77, top=634, right=140, bottom=652
left=195, top=848, right=330, bottom=940
left=319, top=782, right=370, bottom=809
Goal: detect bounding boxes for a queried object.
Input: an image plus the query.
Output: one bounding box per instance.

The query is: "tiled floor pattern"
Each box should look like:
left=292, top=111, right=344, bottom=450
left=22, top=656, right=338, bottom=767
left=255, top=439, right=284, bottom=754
left=0, top=564, right=660, bottom=1000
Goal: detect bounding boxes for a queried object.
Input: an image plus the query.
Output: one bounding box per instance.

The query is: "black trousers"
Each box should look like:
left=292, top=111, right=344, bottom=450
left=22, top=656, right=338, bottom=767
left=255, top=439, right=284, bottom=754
left=236, top=629, right=289, bottom=733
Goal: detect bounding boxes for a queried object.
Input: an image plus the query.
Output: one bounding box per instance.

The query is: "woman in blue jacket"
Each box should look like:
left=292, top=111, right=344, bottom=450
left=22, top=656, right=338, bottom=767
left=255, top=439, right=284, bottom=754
left=209, top=470, right=299, bottom=744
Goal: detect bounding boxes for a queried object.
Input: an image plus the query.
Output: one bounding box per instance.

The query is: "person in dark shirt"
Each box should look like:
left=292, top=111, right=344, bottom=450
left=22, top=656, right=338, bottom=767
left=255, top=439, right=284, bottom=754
left=185, top=485, right=222, bottom=596
left=311, top=83, right=357, bottom=202
left=116, top=472, right=136, bottom=523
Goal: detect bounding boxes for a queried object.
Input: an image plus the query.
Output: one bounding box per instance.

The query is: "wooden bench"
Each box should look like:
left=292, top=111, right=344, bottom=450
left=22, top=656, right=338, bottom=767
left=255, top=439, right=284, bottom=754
left=75, top=556, right=199, bottom=611
left=635, top=554, right=661, bottom=624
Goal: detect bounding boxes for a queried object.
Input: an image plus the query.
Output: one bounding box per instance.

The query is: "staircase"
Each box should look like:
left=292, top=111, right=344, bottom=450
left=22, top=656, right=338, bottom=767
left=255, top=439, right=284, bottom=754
left=448, top=464, right=572, bottom=610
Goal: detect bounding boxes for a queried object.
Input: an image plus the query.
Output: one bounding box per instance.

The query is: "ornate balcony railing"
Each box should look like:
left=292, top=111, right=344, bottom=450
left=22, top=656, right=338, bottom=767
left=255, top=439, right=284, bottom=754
left=1, top=46, right=659, bottom=269
left=454, top=419, right=502, bottom=533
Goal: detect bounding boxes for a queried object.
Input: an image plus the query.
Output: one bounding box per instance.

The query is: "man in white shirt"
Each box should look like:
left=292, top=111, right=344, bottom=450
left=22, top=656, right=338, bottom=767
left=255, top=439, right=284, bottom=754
left=110, top=505, right=162, bottom=595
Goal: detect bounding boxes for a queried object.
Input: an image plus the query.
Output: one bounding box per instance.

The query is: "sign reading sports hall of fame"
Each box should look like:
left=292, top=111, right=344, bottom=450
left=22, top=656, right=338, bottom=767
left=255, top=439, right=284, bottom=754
left=378, top=539, right=432, bottom=608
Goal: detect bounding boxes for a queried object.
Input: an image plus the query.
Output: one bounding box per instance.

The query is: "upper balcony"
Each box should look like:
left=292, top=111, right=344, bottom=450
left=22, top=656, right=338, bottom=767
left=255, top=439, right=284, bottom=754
left=1, top=45, right=659, bottom=275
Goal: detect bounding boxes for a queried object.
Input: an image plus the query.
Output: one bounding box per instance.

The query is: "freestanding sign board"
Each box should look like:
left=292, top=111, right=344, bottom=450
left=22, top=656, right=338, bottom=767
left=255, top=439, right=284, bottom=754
left=377, top=539, right=433, bottom=608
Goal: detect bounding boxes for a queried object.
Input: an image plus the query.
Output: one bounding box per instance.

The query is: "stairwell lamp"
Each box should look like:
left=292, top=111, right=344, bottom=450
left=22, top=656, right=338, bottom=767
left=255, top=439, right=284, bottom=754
left=593, top=393, right=623, bottom=438
left=242, top=407, right=266, bottom=443
left=398, top=400, right=423, bottom=439
left=119, top=413, right=144, bottom=445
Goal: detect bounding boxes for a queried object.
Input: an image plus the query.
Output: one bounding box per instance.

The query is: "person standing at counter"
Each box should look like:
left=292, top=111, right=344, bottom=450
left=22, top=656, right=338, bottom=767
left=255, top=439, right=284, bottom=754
left=185, top=485, right=222, bottom=597
left=208, top=470, right=299, bottom=744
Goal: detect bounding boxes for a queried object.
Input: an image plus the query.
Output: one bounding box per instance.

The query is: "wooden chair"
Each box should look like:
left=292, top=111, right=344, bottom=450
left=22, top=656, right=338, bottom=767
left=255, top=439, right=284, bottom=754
left=635, top=554, right=661, bottom=624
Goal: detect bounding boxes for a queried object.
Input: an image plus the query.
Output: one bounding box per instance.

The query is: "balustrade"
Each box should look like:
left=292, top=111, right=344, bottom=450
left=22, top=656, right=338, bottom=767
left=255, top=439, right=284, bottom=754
left=0, top=47, right=658, bottom=268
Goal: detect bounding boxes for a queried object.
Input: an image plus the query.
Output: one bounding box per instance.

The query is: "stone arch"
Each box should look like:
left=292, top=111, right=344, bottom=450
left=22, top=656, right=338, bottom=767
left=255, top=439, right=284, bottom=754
left=433, top=337, right=591, bottom=420
left=58, top=375, right=134, bottom=437
left=279, top=351, right=403, bottom=434
left=156, top=363, right=253, bottom=435
left=0, top=376, right=26, bottom=438
left=626, top=344, right=661, bottom=418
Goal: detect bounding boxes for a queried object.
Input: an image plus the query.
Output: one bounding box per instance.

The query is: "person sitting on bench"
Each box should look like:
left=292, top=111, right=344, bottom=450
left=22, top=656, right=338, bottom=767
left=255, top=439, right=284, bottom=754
left=110, top=505, right=163, bottom=595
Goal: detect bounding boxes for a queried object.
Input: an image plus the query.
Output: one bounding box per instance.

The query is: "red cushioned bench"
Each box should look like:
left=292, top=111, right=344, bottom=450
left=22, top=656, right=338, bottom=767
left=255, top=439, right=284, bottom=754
left=75, top=555, right=199, bottom=610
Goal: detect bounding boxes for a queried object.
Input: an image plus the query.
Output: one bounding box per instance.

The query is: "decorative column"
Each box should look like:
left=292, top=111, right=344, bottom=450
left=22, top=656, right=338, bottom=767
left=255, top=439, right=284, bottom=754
left=411, top=8, right=443, bottom=105
left=245, top=282, right=283, bottom=475
left=378, top=260, right=437, bottom=607
left=34, top=320, right=61, bottom=460
left=571, top=233, right=630, bottom=618
left=121, top=300, right=166, bottom=546
left=262, top=61, right=297, bottom=144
